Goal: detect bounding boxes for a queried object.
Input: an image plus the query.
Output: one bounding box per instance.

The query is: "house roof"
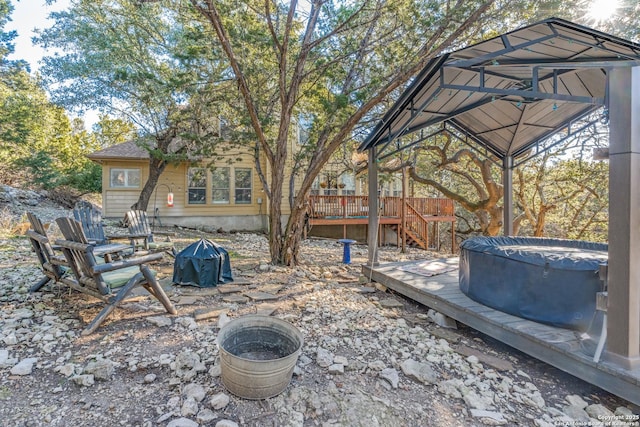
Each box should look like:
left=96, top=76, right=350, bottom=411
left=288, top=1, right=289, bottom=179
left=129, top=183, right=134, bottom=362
left=88, top=141, right=151, bottom=161
left=88, top=139, right=199, bottom=161
left=359, top=18, right=640, bottom=161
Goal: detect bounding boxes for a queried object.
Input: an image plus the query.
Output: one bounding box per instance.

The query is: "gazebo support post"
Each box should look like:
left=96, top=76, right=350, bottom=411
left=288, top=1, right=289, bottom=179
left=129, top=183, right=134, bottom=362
left=502, top=155, right=514, bottom=236
left=606, top=66, right=640, bottom=369
left=367, top=147, right=379, bottom=266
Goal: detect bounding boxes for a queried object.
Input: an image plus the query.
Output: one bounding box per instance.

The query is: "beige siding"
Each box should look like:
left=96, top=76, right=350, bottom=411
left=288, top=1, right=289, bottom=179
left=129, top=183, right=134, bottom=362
left=98, top=144, right=272, bottom=226
left=101, top=160, right=148, bottom=217
left=105, top=190, right=142, bottom=217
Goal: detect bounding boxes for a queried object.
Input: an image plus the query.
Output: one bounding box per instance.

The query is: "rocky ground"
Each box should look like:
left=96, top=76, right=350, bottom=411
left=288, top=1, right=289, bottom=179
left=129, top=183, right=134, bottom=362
left=0, top=187, right=639, bottom=427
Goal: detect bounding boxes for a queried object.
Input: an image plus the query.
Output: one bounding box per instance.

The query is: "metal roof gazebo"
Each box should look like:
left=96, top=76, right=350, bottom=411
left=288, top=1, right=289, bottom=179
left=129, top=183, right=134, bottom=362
left=359, top=18, right=640, bottom=373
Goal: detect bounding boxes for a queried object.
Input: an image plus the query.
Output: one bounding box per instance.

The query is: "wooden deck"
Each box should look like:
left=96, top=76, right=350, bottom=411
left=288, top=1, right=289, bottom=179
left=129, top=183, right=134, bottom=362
left=362, top=258, right=640, bottom=406
left=307, top=195, right=456, bottom=251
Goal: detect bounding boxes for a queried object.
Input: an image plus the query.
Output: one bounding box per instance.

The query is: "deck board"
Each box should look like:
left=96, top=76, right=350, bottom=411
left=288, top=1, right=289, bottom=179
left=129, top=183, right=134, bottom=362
left=362, top=258, right=640, bottom=406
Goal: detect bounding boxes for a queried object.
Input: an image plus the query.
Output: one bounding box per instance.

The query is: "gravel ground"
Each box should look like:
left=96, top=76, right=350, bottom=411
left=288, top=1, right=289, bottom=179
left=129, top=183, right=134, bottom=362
left=0, top=189, right=638, bottom=427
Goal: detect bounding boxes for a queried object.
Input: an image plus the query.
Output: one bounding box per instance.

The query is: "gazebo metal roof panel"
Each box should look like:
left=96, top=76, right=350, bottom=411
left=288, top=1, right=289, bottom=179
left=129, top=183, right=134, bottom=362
left=360, top=18, right=640, bottom=159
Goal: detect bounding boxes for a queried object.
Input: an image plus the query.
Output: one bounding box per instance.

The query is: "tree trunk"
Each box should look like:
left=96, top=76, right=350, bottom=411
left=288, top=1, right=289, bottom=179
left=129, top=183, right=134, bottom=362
left=280, top=197, right=309, bottom=266
left=267, top=139, right=288, bottom=264
left=131, top=155, right=167, bottom=212
left=131, top=131, right=175, bottom=212
left=485, top=206, right=503, bottom=236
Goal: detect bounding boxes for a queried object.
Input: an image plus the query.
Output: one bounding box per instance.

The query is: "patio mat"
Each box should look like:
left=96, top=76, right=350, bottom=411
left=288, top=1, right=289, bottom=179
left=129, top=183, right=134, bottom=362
left=398, top=260, right=457, bottom=277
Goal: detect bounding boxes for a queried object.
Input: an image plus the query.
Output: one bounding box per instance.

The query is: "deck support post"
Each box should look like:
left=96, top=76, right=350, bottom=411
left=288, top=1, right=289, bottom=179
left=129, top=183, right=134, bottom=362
left=367, top=148, right=379, bottom=266
left=401, top=167, right=407, bottom=253
left=502, top=155, right=513, bottom=236
left=605, top=66, right=640, bottom=370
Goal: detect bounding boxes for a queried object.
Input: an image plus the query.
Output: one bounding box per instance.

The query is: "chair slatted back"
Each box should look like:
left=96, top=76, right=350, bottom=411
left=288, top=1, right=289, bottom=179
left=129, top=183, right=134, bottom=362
left=73, top=202, right=107, bottom=244
left=26, top=212, right=66, bottom=283
left=51, top=218, right=175, bottom=335
left=125, top=210, right=154, bottom=241
left=27, top=212, right=49, bottom=235
left=56, top=217, right=109, bottom=295
left=26, top=212, right=66, bottom=285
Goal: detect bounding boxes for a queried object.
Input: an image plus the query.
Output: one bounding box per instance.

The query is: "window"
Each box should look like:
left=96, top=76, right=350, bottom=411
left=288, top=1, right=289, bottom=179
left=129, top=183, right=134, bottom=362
left=297, top=115, right=311, bottom=145
left=110, top=168, right=140, bottom=188
left=211, top=167, right=230, bottom=204
left=219, top=116, right=231, bottom=140
left=188, top=167, right=207, bottom=204
left=340, top=174, right=355, bottom=195
left=235, top=168, right=252, bottom=204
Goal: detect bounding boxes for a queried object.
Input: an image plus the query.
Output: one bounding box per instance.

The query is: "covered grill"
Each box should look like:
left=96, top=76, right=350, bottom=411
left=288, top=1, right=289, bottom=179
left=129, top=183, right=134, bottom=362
left=172, top=238, right=233, bottom=287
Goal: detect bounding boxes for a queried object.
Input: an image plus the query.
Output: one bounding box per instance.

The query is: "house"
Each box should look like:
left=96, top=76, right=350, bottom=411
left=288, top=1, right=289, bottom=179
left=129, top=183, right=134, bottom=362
left=89, top=140, right=455, bottom=250
left=88, top=139, right=367, bottom=231
left=88, top=140, right=268, bottom=231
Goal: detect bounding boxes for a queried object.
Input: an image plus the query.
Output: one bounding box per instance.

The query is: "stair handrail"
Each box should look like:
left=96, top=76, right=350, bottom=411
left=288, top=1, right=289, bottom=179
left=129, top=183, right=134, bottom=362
left=403, top=200, right=430, bottom=249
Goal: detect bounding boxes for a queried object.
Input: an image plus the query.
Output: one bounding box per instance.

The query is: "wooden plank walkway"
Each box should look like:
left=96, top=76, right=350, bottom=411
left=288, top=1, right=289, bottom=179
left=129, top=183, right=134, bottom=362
left=362, top=258, right=640, bottom=406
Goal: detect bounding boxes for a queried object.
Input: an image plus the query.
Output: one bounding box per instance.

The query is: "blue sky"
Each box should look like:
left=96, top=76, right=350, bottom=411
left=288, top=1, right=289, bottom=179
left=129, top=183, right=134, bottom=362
left=6, top=0, right=70, bottom=72
left=5, top=1, right=101, bottom=126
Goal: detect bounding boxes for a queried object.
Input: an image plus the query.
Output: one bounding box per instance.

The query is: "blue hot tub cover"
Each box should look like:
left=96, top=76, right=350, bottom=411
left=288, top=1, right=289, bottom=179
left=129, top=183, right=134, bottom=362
left=173, top=238, right=233, bottom=287
left=459, top=236, right=607, bottom=331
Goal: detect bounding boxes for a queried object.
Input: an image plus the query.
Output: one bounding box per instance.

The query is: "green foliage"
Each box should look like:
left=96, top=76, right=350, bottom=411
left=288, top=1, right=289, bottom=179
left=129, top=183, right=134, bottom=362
left=10, top=108, right=104, bottom=192
left=515, top=152, right=609, bottom=242
left=36, top=0, right=228, bottom=150
left=32, top=0, right=614, bottom=263
left=92, top=115, right=137, bottom=147
left=0, top=2, right=101, bottom=191
left=0, top=0, right=27, bottom=72
left=60, top=161, right=102, bottom=193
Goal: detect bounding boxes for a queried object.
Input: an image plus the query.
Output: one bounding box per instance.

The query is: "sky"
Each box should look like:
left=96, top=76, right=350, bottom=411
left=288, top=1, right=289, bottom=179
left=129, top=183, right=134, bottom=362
left=6, top=0, right=70, bottom=73
left=5, top=0, right=100, bottom=127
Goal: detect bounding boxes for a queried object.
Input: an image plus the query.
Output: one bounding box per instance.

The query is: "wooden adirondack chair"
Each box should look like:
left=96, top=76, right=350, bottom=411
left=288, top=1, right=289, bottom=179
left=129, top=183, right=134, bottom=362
left=73, top=201, right=108, bottom=244
left=124, top=210, right=175, bottom=255
left=26, top=212, right=67, bottom=292
left=55, top=217, right=177, bottom=335
left=73, top=202, right=135, bottom=254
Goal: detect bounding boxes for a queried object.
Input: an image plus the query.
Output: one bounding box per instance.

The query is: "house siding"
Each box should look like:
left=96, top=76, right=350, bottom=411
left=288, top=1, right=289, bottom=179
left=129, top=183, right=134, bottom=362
left=98, top=147, right=269, bottom=231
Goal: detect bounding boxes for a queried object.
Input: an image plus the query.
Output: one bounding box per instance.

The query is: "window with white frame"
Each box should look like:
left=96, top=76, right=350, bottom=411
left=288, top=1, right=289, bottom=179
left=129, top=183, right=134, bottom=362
left=211, top=167, right=230, bottom=204
left=340, top=174, right=355, bottom=195
left=297, top=115, right=312, bottom=145
left=187, top=167, right=207, bottom=204
left=110, top=168, right=140, bottom=188
left=235, top=168, right=252, bottom=204
left=310, top=177, right=321, bottom=196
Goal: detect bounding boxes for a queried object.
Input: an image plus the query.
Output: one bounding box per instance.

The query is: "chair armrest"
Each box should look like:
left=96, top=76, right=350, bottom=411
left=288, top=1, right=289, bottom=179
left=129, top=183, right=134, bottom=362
left=91, top=252, right=163, bottom=274
left=107, top=233, right=149, bottom=240
left=152, top=230, right=176, bottom=236
left=55, top=239, right=92, bottom=251
left=50, top=255, right=68, bottom=266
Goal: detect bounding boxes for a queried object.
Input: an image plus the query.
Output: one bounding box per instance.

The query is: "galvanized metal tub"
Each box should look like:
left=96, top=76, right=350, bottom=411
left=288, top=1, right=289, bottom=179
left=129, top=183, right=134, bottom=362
left=217, top=315, right=303, bottom=399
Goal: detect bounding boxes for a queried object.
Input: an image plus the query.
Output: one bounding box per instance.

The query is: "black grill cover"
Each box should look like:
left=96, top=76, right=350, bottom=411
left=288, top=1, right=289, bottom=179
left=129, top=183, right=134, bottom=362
left=173, top=238, right=233, bottom=287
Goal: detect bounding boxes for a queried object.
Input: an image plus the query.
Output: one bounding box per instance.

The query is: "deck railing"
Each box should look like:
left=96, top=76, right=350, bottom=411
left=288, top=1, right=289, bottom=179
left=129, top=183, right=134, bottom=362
left=307, top=195, right=453, bottom=218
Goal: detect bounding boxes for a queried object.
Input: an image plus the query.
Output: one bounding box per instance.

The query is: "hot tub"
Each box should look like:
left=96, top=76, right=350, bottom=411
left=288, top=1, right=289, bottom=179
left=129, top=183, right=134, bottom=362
left=459, top=236, right=607, bottom=331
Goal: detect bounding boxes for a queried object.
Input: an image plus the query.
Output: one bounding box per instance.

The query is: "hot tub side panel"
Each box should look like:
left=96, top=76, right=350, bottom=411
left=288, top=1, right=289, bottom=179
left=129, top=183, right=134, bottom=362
left=515, top=265, right=601, bottom=330
left=459, top=247, right=521, bottom=313
left=460, top=241, right=604, bottom=331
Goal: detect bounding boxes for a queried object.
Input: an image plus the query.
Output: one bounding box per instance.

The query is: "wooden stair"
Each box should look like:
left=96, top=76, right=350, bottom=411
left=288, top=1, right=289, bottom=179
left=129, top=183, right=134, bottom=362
left=394, top=202, right=431, bottom=249
left=391, top=224, right=429, bottom=249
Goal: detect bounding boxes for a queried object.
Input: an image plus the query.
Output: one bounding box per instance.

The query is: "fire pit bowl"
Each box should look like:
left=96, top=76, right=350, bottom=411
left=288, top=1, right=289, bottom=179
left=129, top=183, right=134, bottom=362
left=217, top=315, right=304, bottom=399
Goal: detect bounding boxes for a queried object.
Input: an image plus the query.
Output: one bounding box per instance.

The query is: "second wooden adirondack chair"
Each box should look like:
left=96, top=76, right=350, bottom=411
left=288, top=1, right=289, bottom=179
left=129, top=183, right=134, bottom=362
left=124, top=210, right=175, bottom=255
left=73, top=202, right=135, bottom=254
left=73, top=201, right=108, bottom=244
